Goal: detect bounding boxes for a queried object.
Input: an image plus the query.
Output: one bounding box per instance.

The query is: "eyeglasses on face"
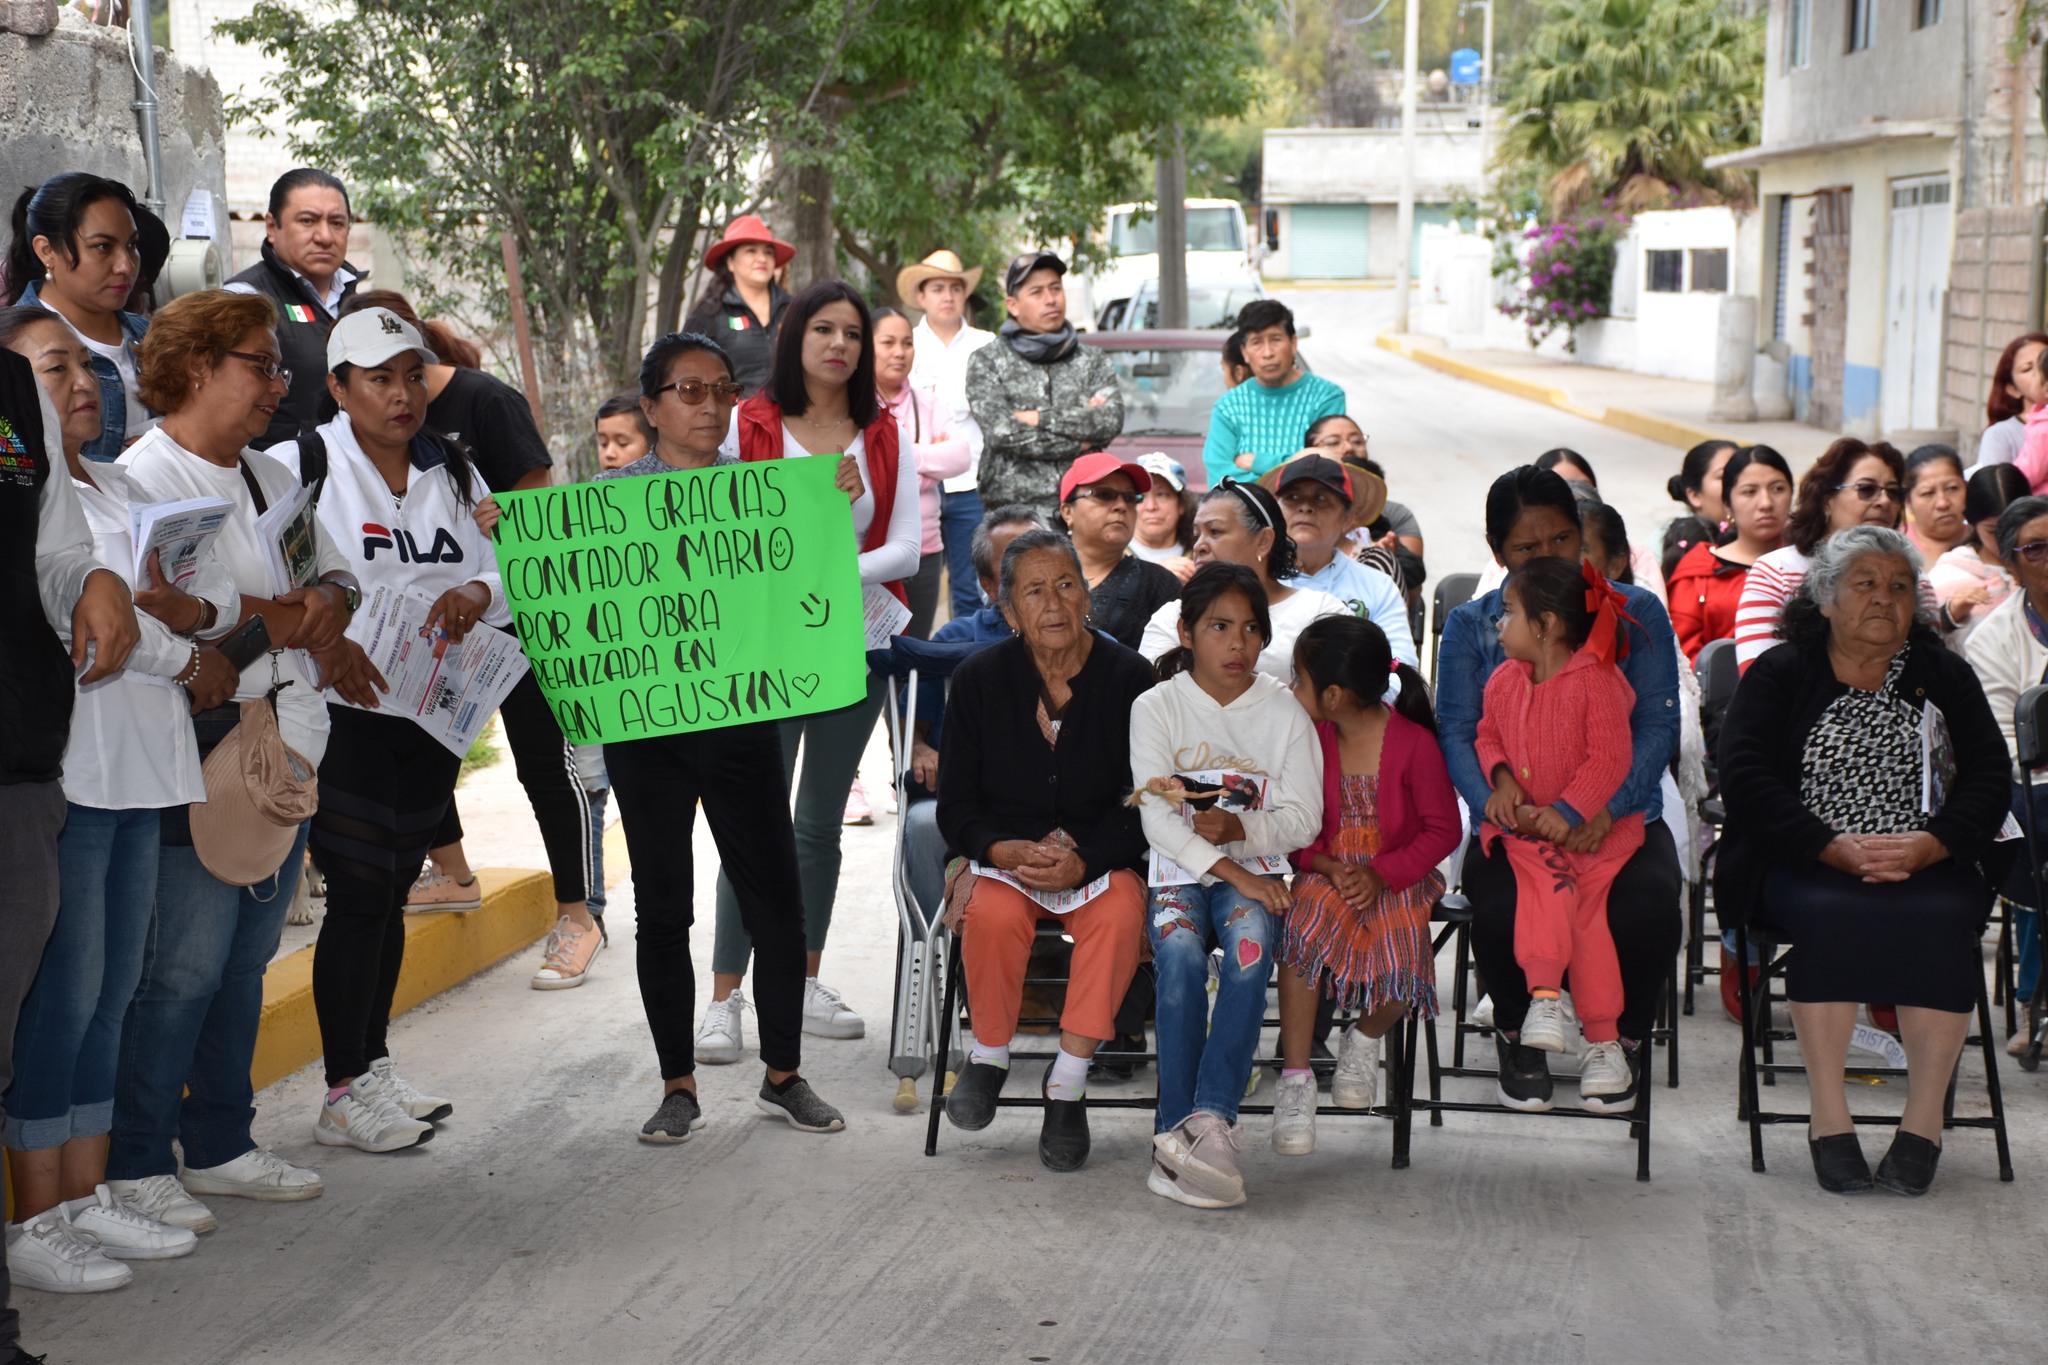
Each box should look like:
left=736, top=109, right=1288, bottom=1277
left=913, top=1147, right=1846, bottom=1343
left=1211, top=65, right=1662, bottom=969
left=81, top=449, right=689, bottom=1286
left=1832, top=479, right=1904, bottom=504
left=225, top=351, right=291, bottom=386
left=1071, top=487, right=1141, bottom=507
left=658, top=378, right=743, bottom=404
left=2013, top=540, right=2048, bottom=564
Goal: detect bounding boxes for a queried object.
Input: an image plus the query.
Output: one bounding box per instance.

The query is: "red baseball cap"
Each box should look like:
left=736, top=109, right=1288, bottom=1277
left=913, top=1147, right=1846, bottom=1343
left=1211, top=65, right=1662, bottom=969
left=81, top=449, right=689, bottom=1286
left=1059, top=452, right=1153, bottom=503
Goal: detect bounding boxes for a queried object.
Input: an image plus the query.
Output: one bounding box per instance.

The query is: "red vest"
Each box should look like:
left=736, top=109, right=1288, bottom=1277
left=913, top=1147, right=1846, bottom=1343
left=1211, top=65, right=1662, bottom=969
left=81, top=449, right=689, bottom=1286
left=734, top=393, right=909, bottom=606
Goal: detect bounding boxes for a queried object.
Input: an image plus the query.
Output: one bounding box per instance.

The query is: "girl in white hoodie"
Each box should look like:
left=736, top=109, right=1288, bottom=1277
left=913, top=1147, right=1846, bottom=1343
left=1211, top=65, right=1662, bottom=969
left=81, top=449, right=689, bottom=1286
left=1130, top=563, right=1322, bottom=1209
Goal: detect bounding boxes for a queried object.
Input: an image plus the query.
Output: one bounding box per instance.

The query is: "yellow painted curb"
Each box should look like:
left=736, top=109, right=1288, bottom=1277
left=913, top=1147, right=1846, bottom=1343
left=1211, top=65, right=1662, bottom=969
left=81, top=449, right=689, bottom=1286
left=1377, top=331, right=1731, bottom=449
left=249, top=868, right=558, bottom=1091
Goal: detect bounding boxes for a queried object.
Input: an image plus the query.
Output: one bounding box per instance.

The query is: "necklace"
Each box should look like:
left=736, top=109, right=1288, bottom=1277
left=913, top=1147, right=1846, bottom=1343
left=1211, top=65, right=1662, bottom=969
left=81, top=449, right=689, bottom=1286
left=789, top=409, right=851, bottom=432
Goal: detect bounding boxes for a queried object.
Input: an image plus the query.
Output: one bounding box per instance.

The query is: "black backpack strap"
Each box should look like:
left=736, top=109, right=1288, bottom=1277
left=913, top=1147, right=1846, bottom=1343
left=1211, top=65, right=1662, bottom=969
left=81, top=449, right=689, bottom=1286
left=236, top=457, right=269, bottom=516
left=297, top=431, right=328, bottom=503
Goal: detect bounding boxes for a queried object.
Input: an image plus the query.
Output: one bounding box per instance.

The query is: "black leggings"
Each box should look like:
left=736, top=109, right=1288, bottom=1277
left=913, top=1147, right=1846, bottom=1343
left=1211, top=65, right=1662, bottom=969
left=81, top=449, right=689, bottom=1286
left=310, top=708, right=461, bottom=1085
left=434, top=670, right=590, bottom=905
left=1463, top=819, right=1682, bottom=1046
left=605, top=722, right=808, bottom=1078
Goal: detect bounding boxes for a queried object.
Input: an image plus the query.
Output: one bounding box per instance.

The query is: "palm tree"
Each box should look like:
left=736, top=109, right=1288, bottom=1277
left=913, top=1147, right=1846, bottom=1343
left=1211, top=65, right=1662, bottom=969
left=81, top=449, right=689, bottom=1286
left=1496, top=0, right=1764, bottom=214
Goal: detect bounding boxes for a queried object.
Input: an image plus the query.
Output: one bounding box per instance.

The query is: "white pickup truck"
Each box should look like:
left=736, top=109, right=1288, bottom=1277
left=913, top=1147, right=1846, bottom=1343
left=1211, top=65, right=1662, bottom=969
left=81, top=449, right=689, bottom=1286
left=1071, top=198, right=1255, bottom=330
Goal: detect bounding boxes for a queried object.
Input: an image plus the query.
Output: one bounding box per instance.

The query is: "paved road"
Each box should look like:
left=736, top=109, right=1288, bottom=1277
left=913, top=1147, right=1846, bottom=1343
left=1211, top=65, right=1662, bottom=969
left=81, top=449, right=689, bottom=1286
left=26, top=292, right=2042, bottom=1365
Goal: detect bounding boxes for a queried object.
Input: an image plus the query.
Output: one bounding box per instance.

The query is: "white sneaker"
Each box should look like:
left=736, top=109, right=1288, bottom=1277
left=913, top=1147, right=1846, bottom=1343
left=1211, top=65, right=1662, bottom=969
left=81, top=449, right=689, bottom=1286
left=1152, top=1112, right=1246, bottom=1205
left=60, top=1185, right=197, bottom=1261
left=1519, top=996, right=1570, bottom=1053
left=6, top=1210, right=133, bottom=1293
left=1578, top=1040, right=1638, bottom=1110
left=1331, top=1027, right=1381, bottom=1110
left=105, top=1175, right=217, bottom=1233
left=1270, top=1072, right=1317, bottom=1156
left=802, top=978, right=865, bottom=1039
left=696, top=991, right=749, bottom=1065
left=367, top=1056, right=453, bottom=1122
left=1147, top=1154, right=1243, bottom=1208
left=1472, top=993, right=1496, bottom=1030
left=181, top=1148, right=325, bottom=1201
left=314, top=1080, right=435, bottom=1153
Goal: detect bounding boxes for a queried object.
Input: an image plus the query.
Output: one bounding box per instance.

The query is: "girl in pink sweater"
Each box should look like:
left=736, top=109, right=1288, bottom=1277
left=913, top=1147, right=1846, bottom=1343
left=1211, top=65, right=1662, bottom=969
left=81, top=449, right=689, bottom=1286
left=1475, top=557, right=1644, bottom=1073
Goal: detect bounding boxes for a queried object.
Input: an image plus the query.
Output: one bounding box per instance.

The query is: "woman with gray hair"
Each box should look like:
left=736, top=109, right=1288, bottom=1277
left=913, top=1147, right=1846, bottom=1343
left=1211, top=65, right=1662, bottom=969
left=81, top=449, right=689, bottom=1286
left=1717, top=525, right=2011, bottom=1195
left=1965, top=493, right=2048, bottom=1055
left=935, top=529, right=1153, bottom=1172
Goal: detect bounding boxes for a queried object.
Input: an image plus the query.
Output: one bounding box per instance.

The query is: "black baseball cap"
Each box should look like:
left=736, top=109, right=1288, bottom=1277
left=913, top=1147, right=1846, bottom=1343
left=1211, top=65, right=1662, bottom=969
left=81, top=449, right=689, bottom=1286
left=1274, top=454, right=1355, bottom=506
left=1004, top=250, right=1066, bottom=295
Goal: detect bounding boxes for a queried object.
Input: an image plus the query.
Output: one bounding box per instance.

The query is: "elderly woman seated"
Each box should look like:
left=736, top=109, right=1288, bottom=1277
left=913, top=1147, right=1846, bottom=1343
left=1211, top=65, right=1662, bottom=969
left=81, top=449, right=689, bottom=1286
left=935, top=529, right=1155, bottom=1172
left=1718, top=525, right=2010, bottom=1196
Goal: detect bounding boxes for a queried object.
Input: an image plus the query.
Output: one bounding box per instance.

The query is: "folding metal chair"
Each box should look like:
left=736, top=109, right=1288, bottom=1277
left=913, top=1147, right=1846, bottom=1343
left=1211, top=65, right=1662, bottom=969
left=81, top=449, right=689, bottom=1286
left=2008, top=683, right=2048, bottom=1070
left=1427, top=572, right=1480, bottom=685
left=1684, top=638, right=1739, bottom=1015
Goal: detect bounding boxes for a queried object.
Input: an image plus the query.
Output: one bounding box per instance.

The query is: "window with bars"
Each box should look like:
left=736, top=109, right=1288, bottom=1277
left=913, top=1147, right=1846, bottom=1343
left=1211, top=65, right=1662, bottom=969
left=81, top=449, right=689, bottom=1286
left=1646, top=250, right=1684, bottom=293
left=1690, top=249, right=1729, bottom=293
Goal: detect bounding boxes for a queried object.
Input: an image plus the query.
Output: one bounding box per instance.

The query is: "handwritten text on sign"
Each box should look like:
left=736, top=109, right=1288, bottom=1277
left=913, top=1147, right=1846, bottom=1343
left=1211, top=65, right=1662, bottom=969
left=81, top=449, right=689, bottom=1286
left=494, top=457, right=866, bottom=742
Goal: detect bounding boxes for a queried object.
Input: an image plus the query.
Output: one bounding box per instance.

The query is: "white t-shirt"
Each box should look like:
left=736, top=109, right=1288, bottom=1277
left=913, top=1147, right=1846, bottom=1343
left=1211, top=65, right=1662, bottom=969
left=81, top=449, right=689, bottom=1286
left=718, top=418, right=922, bottom=587
left=119, top=427, right=349, bottom=764
left=1138, top=584, right=1351, bottom=680
left=909, top=318, right=995, bottom=491
left=1131, top=538, right=1186, bottom=566
left=77, top=330, right=150, bottom=442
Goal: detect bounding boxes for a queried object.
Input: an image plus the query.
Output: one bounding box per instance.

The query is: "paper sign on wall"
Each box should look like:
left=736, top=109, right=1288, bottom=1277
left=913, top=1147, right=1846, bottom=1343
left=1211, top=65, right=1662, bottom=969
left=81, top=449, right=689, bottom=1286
left=494, top=457, right=866, bottom=743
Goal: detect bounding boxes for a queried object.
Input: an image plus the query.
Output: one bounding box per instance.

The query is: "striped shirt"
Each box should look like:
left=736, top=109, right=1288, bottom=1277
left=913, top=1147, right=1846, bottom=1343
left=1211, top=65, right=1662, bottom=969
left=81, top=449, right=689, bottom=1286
left=1200, top=372, right=1346, bottom=485
left=1732, top=543, right=1939, bottom=672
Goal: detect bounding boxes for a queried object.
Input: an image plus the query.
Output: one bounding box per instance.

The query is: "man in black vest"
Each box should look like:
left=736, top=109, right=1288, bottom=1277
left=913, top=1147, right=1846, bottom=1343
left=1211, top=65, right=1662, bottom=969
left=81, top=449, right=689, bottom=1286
left=225, top=168, right=364, bottom=449
left=0, top=350, right=138, bottom=1365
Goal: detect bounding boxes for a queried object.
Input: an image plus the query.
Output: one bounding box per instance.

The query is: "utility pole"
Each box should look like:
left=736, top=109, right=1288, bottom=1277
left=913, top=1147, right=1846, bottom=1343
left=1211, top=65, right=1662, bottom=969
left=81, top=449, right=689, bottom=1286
left=1477, top=0, right=1495, bottom=200
left=1393, top=0, right=1421, bottom=331
left=1156, top=125, right=1189, bottom=329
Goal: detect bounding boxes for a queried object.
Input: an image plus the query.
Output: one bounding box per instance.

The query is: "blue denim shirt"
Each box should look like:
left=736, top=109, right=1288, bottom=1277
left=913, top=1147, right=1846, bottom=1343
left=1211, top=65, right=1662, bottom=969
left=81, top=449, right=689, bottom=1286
left=23, top=282, right=151, bottom=463
left=1436, top=579, right=1680, bottom=825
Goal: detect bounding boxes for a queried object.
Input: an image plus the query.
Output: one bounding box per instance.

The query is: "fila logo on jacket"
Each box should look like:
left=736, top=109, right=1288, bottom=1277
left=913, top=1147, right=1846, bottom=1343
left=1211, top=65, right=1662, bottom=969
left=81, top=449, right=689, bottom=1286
left=362, top=522, right=465, bottom=564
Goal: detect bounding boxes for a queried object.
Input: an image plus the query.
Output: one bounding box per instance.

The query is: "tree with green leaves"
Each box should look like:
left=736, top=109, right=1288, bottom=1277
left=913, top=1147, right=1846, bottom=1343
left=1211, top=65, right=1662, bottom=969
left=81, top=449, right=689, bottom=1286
left=1494, top=0, right=1763, bottom=213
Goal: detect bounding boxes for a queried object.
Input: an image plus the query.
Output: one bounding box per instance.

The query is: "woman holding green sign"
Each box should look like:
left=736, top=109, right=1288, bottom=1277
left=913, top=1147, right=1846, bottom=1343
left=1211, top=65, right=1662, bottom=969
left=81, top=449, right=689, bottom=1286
left=696, top=281, right=922, bottom=1066
left=603, top=329, right=848, bottom=1141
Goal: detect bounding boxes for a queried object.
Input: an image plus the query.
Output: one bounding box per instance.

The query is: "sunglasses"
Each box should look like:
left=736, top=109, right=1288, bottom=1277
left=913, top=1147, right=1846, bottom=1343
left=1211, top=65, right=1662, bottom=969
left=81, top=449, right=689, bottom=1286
left=1832, top=479, right=1905, bottom=504
left=657, top=378, right=742, bottom=404
left=225, top=350, right=292, bottom=386
left=2014, top=540, right=2048, bottom=564
left=1069, top=487, right=1141, bottom=507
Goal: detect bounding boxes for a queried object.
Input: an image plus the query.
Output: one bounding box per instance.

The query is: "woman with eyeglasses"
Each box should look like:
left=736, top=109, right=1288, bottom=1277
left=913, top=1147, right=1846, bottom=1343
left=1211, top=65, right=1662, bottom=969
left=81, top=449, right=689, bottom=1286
left=108, top=289, right=379, bottom=1232
left=1732, top=439, right=1933, bottom=673
left=1057, top=452, right=1181, bottom=649
left=693, top=281, right=918, bottom=1062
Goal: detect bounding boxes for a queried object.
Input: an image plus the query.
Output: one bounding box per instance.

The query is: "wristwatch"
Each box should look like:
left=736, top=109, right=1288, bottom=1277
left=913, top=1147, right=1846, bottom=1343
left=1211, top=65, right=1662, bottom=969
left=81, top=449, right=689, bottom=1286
left=328, top=579, right=361, bottom=614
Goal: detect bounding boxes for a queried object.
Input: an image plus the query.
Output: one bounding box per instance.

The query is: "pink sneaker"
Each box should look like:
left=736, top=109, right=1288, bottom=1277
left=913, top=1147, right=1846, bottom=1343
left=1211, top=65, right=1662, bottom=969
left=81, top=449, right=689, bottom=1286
left=843, top=777, right=873, bottom=826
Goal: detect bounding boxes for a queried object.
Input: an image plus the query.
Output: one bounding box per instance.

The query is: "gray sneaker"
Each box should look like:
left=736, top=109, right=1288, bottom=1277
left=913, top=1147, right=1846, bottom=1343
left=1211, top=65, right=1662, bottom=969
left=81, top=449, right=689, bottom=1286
left=639, top=1089, right=705, bottom=1144
left=755, top=1076, right=846, bottom=1133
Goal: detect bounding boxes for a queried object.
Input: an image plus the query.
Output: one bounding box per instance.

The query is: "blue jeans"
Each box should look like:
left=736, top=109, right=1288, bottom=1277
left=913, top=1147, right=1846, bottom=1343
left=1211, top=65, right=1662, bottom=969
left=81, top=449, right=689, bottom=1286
left=940, top=488, right=985, bottom=620
left=108, top=820, right=309, bottom=1178
left=5, top=805, right=160, bottom=1151
left=1150, top=879, right=1277, bottom=1132
left=903, top=796, right=947, bottom=930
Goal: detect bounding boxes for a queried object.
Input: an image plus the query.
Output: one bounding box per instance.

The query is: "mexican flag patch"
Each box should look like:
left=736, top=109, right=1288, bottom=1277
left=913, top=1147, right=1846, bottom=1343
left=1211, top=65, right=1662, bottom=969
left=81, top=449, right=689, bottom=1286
left=285, top=304, right=316, bottom=324
left=727, top=315, right=749, bottom=331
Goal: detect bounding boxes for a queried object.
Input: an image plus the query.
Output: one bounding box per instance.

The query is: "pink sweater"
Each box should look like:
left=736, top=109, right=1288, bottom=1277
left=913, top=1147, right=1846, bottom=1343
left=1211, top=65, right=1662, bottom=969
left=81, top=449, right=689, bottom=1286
left=882, top=384, right=971, bottom=554
left=1290, top=710, right=1462, bottom=893
left=1474, top=647, right=1637, bottom=827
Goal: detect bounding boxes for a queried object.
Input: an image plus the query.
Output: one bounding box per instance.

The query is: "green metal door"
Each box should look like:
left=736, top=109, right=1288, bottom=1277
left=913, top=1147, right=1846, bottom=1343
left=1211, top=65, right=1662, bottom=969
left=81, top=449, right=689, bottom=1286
left=1289, top=204, right=1370, bottom=279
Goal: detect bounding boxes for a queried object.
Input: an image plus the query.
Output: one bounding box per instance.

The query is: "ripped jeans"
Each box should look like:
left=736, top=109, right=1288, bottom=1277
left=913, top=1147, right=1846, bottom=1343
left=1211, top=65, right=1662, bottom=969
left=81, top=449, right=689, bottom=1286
left=1150, top=878, right=1278, bottom=1133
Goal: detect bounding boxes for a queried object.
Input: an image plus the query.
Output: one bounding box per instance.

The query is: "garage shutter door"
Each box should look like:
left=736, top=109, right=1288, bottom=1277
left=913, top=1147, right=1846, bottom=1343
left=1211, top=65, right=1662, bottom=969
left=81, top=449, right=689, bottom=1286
left=1290, top=204, right=1370, bottom=278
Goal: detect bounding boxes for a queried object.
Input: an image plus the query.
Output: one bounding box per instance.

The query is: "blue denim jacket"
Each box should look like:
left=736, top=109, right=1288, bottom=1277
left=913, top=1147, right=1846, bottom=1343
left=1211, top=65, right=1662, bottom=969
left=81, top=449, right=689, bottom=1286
left=22, top=282, right=151, bottom=463
left=1436, top=578, right=1680, bottom=826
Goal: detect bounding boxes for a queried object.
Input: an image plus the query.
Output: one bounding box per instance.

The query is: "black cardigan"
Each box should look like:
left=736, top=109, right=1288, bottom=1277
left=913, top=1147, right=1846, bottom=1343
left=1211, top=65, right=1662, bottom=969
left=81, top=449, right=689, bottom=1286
left=1713, top=633, right=2013, bottom=925
left=936, top=633, right=1155, bottom=882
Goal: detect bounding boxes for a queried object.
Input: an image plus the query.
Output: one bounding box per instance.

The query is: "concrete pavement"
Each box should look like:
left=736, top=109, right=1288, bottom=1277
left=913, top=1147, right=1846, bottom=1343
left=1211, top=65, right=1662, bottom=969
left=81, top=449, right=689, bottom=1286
left=20, top=287, right=2043, bottom=1364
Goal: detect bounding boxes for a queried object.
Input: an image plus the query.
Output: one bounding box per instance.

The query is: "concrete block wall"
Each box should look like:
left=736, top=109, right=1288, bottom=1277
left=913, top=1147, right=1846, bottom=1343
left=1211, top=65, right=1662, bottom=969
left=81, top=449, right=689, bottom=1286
left=1943, top=206, right=2041, bottom=445
left=0, top=10, right=226, bottom=230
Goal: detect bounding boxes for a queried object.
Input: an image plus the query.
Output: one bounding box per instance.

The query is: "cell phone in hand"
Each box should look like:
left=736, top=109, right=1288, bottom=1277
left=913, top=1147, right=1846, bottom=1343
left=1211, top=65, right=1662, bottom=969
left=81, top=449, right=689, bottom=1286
left=216, top=615, right=273, bottom=672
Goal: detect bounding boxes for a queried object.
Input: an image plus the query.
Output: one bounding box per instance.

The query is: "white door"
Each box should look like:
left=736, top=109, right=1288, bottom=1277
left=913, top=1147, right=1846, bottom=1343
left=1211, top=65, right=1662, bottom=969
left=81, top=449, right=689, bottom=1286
left=1883, top=177, right=1951, bottom=432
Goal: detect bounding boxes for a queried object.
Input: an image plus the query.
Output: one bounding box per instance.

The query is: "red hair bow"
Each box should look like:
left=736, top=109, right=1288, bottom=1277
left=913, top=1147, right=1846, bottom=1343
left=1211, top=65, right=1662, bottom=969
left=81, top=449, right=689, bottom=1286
left=1581, top=558, right=1639, bottom=666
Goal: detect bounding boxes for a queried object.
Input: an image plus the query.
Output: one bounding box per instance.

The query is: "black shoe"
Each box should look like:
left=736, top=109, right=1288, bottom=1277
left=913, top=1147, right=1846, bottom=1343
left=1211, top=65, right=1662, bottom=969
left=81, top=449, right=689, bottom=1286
left=944, top=1060, right=1009, bottom=1131
left=1874, top=1131, right=1942, bottom=1196
left=1038, top=1073, right=1090, bottom=1173
left=1494, top=1033, right=1554, bottom=1112
left=1807, top=1131, right=1873, bottom=1193
left=754, top=1075, right=846, bottom=1133
left=638, top=1088, right=704, bottom=1144
left=1576, top=1041, right=1643, bottom=1114
left=1087, top=1032, right=1147, bottom=1083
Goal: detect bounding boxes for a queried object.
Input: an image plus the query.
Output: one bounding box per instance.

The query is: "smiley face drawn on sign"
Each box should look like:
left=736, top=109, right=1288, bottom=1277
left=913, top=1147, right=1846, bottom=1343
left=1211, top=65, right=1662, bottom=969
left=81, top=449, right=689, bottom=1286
left=799, top=592, right=830, bottom=628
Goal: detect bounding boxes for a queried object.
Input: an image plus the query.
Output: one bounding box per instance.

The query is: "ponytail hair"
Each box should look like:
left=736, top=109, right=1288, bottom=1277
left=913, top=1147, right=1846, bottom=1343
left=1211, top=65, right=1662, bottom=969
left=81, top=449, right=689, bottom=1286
left=1154, top=561, right=1270, bottom=682
left=6, top=174, right=142, bottom=306
left=1292, top=614, right=1437, bottom=734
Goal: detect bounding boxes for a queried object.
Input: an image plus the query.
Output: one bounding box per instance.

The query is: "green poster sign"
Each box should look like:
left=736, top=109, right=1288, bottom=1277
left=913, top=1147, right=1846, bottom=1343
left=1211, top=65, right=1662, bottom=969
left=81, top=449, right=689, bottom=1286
left=494, top=457, right=866, bottom=743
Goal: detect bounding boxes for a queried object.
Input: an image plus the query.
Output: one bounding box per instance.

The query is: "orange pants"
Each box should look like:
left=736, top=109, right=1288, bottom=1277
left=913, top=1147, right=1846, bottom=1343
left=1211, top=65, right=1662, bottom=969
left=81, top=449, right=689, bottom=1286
left=961, top=870, right=1145, bottom=1048
left=1500, top=822, right=1642, bottom=1043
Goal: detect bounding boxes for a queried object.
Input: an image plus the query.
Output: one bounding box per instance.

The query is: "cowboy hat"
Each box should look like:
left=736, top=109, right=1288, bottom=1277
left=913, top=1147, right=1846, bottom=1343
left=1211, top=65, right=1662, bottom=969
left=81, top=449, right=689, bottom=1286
left=703, top=214, right=796, bottom=272
left=896, top=249, right=984, bottom=301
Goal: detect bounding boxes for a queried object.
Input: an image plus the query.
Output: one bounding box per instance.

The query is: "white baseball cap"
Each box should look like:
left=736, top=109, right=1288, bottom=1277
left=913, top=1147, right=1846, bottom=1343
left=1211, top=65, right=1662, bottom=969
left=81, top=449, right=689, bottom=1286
left=327, top=306, right=439, bottom=373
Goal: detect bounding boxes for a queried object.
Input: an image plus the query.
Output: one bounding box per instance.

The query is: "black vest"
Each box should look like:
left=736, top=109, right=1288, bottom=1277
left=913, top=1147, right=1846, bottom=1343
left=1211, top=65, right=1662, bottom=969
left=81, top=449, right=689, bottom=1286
left=0, top=350, right=80, bottom=784
left=227, top=241, right=362, bottom=450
